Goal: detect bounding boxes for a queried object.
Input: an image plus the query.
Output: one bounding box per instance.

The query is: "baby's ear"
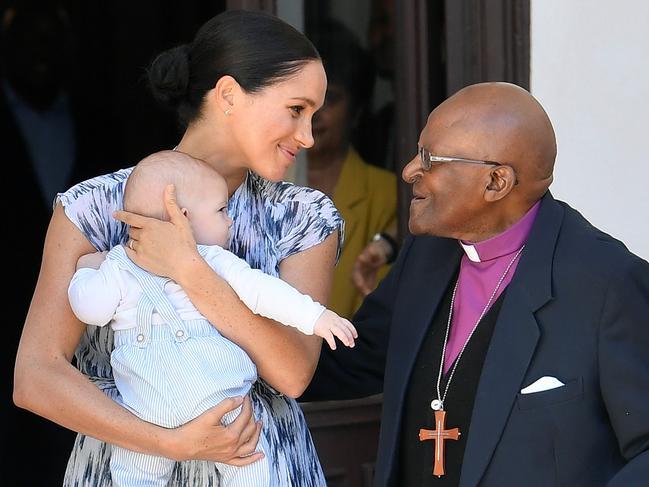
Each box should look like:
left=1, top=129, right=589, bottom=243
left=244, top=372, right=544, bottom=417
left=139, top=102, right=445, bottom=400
left=181, top=207, right=188, bottom=217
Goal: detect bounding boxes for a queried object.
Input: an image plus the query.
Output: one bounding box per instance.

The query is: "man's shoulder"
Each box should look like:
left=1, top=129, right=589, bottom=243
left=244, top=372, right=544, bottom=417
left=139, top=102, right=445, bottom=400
left=553, top=199, right=648, bottom=287
left=557, top=200, right=644, bottom=265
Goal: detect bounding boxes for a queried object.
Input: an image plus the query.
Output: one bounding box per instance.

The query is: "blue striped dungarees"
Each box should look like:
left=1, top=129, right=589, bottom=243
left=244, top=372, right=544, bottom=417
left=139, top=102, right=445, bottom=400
left=109, top=247, right=273, bottom=487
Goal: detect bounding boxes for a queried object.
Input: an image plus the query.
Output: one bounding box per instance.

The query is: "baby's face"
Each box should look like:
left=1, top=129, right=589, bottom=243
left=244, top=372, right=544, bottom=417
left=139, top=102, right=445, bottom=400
left=184, top=175, right=232, bottom=247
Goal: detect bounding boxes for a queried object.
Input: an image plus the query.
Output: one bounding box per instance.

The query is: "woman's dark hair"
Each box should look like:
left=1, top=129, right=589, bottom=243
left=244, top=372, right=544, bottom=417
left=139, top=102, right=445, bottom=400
left=148, top=10, right=320, bottom=127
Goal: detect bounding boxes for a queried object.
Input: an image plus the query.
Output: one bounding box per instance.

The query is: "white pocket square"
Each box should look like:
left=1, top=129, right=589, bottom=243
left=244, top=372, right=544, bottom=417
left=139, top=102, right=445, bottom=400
left=520, top=376, right=565, bottom=394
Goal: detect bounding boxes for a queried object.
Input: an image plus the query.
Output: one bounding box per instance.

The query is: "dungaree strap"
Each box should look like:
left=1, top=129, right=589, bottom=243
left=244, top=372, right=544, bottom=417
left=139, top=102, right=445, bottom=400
left=110, top=245, right=189, bottom=343
left=132, top=295, right=154, bottom=347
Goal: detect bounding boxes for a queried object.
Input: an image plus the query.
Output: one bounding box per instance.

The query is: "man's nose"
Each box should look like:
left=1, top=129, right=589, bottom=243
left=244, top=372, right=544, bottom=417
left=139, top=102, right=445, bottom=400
left=402, top=155, right=422, bottom=183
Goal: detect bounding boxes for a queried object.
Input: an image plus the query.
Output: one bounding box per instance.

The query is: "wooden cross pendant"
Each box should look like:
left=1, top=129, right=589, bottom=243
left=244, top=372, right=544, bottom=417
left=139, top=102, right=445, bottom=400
left=419, top=410, right=461, bottom=477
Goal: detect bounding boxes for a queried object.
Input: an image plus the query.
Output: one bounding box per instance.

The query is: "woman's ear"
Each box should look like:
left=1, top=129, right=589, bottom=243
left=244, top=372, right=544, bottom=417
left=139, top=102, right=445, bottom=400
left=484, top=166, right=517, bottom=202
left=211, top=75, right=240, bottom=115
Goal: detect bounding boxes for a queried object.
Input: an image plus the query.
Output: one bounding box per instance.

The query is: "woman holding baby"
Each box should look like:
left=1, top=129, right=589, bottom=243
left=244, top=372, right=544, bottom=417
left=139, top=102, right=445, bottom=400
left=14, top=10, right=341, bottom=486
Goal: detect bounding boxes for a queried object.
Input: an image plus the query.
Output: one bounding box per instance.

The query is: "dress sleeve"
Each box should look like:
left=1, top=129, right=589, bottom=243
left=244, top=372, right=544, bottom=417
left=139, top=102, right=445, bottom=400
left=275, top=187, right=345, bottom=262
left=55, top=169, right=131, bottom=251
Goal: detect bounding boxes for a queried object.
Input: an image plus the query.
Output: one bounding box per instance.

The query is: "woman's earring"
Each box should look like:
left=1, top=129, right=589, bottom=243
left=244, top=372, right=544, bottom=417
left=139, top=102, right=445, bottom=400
left=224, top=109, right=232, bottom=116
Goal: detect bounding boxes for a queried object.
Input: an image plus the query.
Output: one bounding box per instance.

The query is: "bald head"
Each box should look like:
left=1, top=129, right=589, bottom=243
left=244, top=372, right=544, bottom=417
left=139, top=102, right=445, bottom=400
left=428, top=82, right=556, bottom=200
left=124, top=150, right=225, bottom=220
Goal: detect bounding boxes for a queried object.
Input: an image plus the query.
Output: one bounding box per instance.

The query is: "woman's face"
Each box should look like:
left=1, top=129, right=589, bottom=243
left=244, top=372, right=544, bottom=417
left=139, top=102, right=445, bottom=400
left=230, top=60, right=327, bottom=181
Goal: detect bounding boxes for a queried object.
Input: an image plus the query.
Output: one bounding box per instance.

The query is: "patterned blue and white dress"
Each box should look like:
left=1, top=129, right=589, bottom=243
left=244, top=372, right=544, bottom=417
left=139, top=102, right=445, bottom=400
left=58, top=168, right=343, bottom=486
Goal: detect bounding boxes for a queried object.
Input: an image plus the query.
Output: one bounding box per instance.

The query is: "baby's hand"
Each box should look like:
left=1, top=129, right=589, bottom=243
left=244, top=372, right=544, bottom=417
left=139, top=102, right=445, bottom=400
left=76, top=251, right=108, bottom=270
left=313, top=309, right=359, bottom=350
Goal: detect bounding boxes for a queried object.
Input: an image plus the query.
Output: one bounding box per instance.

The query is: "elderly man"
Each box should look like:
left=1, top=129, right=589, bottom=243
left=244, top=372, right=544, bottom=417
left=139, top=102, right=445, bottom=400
left=302, top=82, right=649, bottom=486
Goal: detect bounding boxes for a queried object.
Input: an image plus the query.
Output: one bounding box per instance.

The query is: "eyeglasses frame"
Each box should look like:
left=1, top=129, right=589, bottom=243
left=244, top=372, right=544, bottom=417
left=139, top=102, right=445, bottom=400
left=418, top=145, right=505, bottom=171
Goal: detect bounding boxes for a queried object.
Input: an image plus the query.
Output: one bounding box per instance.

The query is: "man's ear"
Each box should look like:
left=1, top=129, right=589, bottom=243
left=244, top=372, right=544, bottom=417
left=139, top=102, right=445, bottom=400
left=484, top=166, right=516, bottom=202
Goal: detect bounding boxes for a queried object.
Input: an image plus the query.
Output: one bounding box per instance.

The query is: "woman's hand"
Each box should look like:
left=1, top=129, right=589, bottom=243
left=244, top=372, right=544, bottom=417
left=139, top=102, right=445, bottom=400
left=114, top=184, right=200, bottom=281
left=167, top=396, right=264, bottom=465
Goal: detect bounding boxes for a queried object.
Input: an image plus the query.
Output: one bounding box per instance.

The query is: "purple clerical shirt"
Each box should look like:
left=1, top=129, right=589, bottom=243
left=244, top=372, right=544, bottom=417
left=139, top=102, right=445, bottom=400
left=443, top=201, right=541, bottom=373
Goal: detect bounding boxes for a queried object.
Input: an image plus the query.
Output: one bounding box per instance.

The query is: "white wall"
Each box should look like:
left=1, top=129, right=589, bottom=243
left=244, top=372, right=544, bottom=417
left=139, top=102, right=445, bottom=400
left=530, top=0, right=649, bottom=259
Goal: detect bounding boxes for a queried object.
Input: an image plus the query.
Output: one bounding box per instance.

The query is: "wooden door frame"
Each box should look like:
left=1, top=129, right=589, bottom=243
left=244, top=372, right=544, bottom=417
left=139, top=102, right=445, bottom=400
left=393, top=0, right=432, bottom=239
left=444, top=0, right=531, bottom=95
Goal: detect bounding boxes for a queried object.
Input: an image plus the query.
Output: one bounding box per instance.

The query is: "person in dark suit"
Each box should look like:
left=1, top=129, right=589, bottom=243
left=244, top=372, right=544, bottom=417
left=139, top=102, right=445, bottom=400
left=2, top=3, right=118, bottom=483
left=302, top=82, right=649, bottom=486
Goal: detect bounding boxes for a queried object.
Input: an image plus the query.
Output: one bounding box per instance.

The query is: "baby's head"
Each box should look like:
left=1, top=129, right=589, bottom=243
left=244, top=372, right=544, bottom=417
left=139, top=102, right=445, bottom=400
left=124, top=150, right=232, bottom=247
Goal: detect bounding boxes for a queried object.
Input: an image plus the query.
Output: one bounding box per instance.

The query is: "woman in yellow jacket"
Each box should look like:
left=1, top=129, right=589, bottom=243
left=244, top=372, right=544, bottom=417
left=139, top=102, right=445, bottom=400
left=326, top=148, right=396, bottom=317
left=299, top=20, right=398, bottom=318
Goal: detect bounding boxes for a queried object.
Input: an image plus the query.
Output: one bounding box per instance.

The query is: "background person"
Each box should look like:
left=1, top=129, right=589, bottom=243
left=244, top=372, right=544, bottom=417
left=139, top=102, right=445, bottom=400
left=2, top=2, right=120, bottom=482
left=301, top=19, right=397, bottom=319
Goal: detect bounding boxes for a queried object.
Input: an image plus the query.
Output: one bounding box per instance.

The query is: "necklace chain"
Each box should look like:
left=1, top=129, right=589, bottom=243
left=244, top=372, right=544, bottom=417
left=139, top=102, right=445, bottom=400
left=433, top=244, right=526, bottom=411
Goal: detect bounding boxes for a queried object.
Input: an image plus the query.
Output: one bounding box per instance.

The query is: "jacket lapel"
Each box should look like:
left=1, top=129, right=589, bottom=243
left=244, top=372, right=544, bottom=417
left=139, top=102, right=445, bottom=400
left=459, top=193, right=565, bottom=487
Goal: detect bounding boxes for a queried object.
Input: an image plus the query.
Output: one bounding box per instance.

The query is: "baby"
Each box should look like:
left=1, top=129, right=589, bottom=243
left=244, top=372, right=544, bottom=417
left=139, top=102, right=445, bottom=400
left=68, top=150, right=357, bottom=486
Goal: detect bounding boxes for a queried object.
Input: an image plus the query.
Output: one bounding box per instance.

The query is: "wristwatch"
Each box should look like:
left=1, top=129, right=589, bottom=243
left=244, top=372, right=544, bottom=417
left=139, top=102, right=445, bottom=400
left=372, top=232, right=399, bottom=264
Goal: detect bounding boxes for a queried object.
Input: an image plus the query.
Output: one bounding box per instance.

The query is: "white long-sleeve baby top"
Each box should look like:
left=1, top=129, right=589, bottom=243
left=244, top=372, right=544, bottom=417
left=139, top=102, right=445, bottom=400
left=68, top=244, right=325, bottom=335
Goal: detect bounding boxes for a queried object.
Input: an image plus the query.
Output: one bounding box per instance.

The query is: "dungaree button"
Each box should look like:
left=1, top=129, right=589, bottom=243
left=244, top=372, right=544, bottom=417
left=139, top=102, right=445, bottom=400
left=176, top=330, right=184, bottom=338
left=136, top=334, right=145, bottom=342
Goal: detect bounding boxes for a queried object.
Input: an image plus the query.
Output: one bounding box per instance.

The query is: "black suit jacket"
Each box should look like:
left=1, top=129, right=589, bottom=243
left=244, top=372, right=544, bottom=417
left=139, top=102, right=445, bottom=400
left=304, top=192, right=649, bottom=486
left=3, top=81, right=121, bottom=485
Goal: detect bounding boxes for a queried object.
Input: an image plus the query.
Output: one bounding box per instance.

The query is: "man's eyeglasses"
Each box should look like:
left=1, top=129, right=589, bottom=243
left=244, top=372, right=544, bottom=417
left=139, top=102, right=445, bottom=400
left=418, top=146, right=505, bottom=172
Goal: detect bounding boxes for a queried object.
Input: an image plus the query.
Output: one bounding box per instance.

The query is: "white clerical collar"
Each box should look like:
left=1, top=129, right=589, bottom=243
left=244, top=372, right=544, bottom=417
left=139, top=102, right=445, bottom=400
left=458, top=201, right=542, bottom=263
left=460, top=242, right=481, bottom=262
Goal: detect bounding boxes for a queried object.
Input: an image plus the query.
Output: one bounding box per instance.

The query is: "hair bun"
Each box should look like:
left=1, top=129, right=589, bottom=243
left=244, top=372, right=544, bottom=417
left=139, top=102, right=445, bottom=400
left=148, top=44, right=191, bottom=109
